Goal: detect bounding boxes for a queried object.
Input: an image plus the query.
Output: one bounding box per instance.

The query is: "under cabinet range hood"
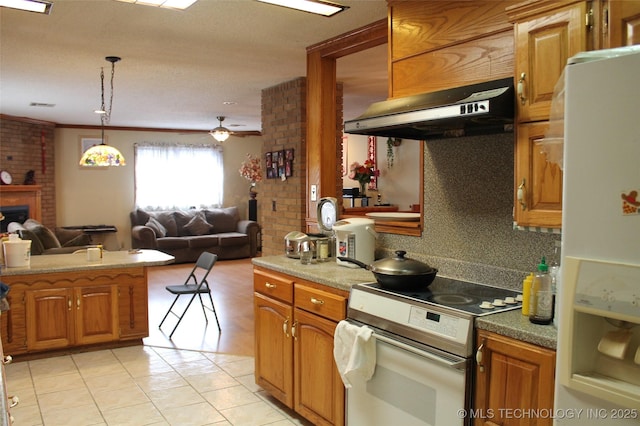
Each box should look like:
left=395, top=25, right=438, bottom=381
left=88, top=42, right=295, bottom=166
left=344, top=78, right=515, bottom=140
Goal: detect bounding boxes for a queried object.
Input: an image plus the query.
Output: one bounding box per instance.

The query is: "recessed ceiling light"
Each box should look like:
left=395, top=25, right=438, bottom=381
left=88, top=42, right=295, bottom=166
left=115, top=0, right=197, bottom=11
left=256, top=0, right=348, bottom=17
left=0, top=0, right=52, bottom=14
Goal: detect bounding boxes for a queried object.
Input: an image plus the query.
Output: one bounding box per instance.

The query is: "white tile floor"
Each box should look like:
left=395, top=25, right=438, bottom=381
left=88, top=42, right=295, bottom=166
left=5, top=345, right=310, bottom=426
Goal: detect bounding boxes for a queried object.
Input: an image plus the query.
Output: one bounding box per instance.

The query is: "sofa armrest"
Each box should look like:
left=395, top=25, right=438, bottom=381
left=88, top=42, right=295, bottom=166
left=237, top=220, right=260, bottom=256
left=131, top=225, right=158, bottom=249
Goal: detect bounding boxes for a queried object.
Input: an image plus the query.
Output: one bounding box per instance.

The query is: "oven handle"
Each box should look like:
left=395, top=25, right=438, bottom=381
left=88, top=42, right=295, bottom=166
left=372, top=331, right=467, bottom=371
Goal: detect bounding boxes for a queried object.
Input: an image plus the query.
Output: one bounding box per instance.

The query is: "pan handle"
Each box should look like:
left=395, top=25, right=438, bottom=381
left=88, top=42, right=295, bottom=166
left=337, top=256, right=369, bottom=269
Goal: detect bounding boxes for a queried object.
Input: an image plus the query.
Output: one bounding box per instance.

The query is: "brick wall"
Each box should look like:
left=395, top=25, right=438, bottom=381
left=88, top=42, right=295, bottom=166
left=259, top=78, right=344, bottom=256
left=0, top=116, right=56, bottom=228
left=260, top=78, right=307, bottom=256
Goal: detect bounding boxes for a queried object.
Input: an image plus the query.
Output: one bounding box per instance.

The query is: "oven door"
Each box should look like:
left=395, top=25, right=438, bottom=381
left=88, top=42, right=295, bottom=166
left=346, top=328, right=472, bottom=426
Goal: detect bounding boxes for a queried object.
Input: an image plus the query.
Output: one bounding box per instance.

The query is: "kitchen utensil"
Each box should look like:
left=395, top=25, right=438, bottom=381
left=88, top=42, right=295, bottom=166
left=337, top=250, right=437, bottom=290
left=284, top=231, right=310, bottom=258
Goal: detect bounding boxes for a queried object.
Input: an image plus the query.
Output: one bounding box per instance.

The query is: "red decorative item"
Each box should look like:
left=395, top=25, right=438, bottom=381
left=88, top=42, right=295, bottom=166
left=41, top=130, right=46, bottom=174
left=367, top=136, right=377, bottom=190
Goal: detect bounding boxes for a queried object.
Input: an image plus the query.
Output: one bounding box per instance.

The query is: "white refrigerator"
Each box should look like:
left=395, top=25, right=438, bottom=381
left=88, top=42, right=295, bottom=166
left=555, top=46, right=640, bottom=425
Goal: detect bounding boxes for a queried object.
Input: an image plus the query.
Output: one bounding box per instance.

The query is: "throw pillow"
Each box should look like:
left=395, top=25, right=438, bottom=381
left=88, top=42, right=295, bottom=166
left=30, top=225, right=61, bottom=249
left=153, top=211, right=178, bottom=236
left=184, top=212, right=213, bottom=236
left=204, top=206, right=239, bottom=233
left=16, top=229, right=45, bottom=255
left=145, top=217, right=167, bottom=238
left=62, top=233, right=92, bottom=247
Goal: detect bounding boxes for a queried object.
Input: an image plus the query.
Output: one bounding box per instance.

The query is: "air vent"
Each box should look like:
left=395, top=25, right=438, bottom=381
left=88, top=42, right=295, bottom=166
left=29, top=102, right=55, bottom=107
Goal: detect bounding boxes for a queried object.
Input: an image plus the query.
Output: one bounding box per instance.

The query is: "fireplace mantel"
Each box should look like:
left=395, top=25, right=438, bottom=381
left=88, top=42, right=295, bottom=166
left=0, top=185, right=42, bottom=223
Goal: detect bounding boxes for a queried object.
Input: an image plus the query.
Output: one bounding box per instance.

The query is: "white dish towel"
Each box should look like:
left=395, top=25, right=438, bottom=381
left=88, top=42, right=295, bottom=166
left=333, top=320, right=376, bottom=388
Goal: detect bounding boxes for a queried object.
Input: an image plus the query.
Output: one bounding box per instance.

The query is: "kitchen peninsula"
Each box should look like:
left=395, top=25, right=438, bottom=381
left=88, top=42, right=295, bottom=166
left=0, top=249, right=174, bottom=356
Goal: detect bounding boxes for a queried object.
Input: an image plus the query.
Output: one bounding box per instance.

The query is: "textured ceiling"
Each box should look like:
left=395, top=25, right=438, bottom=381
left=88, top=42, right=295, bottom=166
left=0, top=0, right=388, bottom=134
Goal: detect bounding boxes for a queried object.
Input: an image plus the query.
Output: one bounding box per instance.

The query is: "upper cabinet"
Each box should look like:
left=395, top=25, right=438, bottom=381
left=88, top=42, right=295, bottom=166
left=389, top=0, right=519, bottom=98
left=599, top=0, right=640, bottom=48
left=509, top=0, right=640, bottom=229
left=511, top=1, right=589, bottom=123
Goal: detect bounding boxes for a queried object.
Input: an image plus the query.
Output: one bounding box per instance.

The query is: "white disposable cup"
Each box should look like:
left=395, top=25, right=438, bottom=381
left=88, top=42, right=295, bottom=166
left=87, top=247, right=101, bottom=262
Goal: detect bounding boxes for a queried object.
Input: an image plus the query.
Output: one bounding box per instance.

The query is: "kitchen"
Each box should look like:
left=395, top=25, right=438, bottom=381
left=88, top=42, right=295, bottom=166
left=254, top=1, right=640, bottom=426
left=1, top=0, right=639, bottom=425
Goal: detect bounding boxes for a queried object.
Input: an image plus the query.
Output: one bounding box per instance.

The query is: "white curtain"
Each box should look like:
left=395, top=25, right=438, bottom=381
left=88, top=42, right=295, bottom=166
left=134, top=142, right=223, bottom=210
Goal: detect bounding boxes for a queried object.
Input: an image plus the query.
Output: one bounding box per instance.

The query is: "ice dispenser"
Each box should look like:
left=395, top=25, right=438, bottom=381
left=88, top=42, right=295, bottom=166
left=558, top=257, right=640, bottom=410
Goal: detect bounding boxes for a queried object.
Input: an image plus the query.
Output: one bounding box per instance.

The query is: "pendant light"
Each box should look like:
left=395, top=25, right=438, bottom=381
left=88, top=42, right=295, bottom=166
left=210, top=116, right=230, bottom=142
left=79, top=56, right=126, bottom=167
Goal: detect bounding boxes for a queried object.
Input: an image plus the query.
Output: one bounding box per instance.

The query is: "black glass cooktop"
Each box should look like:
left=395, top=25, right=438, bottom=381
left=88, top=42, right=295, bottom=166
left=362, top=276, right=523, bottom=316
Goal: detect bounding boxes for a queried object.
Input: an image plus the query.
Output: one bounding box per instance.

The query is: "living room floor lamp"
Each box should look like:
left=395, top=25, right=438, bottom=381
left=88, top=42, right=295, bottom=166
left=79, top=56, right=126, bottom=167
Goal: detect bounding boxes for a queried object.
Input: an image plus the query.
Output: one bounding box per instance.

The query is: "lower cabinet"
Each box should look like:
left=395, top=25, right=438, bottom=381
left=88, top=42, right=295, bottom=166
left=1, top=267, right=148, bottom=355
left=25, top=285, right=119, bottom=351
left=254, top=267, right=347, bottom=426
left=474, top=329, right=556, bottom=426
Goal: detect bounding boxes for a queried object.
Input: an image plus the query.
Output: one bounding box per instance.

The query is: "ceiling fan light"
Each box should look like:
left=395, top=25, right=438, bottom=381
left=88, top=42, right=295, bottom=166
left=256, top=0, right=347, bottom=17
left=0, top=0, right=52, bottom=14
left=79, top=144, right=127, bottom=167
left=211, top=127, right=230, bottom=142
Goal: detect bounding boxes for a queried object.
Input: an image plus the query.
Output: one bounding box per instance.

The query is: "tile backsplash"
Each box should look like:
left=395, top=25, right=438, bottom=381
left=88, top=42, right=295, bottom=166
left=378, top=132, right=559, bottom=290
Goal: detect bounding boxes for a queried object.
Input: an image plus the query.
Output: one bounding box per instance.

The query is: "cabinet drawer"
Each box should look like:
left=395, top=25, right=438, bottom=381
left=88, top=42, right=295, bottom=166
left=254, top=270, right=293, bottom=304
left=294, top=284, right=346, bottom=322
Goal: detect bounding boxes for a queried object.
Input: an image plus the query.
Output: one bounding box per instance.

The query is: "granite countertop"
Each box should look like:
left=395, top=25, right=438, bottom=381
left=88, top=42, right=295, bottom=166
left=252, top=255, right=376, bottom=292
left=475, top=309, right=557, bottom=350
left=253, top=255, right=557, bottom=350
left=1, top=249, right=175, bottom=276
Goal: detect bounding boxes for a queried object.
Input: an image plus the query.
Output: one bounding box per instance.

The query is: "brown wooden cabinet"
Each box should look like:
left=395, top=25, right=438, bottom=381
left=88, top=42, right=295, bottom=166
left=508, top=0, right=589, bottom=229
left=511, top=1, right=589, bottom=123
left=474, top=330, right=556, bottom=426
left=514, top=121, right=563, bottom=228
left=254, top=267, right=347, bottom=426
left=25, top=285, right=118, bottom=351
left=1, top=267, right=148, bottom=355
left=598, top=0, right=640, bottom=48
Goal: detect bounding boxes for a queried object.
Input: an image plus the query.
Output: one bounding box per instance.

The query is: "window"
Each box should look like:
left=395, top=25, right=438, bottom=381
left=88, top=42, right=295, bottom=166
left=134, top=143, right=223, bottom=209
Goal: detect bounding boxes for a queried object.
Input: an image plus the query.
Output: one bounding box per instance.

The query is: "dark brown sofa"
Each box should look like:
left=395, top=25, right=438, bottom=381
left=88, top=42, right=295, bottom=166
left=130, top=207, right=259, bottom=263
left=7, top=219, right=94, bottom=255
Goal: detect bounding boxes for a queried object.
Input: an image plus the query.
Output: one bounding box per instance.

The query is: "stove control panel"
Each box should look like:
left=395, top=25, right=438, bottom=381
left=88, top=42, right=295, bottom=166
left=409, top=306, right=462, bottom=339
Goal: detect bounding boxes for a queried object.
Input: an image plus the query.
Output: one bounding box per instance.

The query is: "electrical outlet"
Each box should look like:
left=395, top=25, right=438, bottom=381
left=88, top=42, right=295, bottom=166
left=310, top=184, right=317, bottom=201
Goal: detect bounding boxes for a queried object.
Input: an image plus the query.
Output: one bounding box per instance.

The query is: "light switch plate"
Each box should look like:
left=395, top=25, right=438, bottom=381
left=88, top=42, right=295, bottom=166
left=310, top=184, right=317, bottom=201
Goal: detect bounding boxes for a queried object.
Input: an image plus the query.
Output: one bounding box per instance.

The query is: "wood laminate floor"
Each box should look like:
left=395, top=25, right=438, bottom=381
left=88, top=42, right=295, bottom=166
left=144, top=258, right=256, bottom=357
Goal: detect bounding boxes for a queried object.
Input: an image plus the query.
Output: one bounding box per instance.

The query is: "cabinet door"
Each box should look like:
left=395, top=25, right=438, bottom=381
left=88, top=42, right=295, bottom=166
left=474, top=330, right=556, bottom=426
left=118, top=275, right=149, bottom=340
left=514, top=2, right=588, bottom=122
left=254, top=292, right=293, bottom=408
left=293, top=308, right=344, bottom=426
left=75, top=285, right=119, bottom=345
left=26, top=288, right=75, bottom=351
left=514, top=121, right=563, bottom=228
left=602, top=0, right=640, bottom=47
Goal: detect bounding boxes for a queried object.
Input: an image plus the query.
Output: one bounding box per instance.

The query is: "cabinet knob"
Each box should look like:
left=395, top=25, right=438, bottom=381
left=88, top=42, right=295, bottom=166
left=310, top=297, right=324, bottom=305
left=291, top=320, right=298, bottom=340
left=283, top=317, right=290, bottom=338
left=265, top=282, right=276, bottom=289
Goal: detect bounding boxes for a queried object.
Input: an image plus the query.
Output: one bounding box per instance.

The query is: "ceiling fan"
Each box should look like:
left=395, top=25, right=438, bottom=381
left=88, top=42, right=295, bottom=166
left=210, top=116, right=231, bottom=142
left=180, top=116, right=261, bottom=140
